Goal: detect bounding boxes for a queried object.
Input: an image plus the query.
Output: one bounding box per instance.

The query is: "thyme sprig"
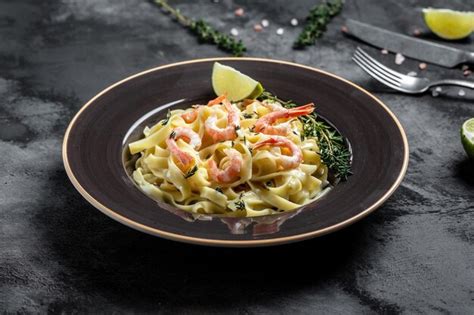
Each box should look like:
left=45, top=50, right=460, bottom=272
left=154, top=0, right=246, bottom=56
left=294, top=0, right=344, bottom=48
left=184, top=165, right=198, bottom=179
left=258, top=92, right=351, bottom=180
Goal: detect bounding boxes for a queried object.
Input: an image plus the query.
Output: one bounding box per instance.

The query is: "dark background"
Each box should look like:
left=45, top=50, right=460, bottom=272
left=1, top=0, right=473, bottom=313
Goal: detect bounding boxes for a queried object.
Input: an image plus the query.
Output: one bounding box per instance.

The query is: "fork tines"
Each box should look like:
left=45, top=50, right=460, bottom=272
left=352, top=47, right=404, bottom=89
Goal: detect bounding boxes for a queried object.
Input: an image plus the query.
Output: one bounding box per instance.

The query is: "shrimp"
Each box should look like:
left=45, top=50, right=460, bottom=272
left=165, top=126, right=201, bottom=172
left=181, top=94, right=227, bottom=123
left=254, top=103, right=314, bottom=136
left=253, top=136, right=303, bottom=170
left=205, top=98, right=240, bottom=142
left=207, top=148, right=243, bottom=184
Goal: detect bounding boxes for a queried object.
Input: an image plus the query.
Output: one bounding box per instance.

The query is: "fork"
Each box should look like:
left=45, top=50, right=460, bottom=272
left=352, top=47, right=474, bottom=94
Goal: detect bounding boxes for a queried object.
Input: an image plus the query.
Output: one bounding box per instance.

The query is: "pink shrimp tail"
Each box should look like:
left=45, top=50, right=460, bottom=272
left=288, top=103, right=315, bottom=117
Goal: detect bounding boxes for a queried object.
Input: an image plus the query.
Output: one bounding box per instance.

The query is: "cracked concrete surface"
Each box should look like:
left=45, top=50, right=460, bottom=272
left=0, top=0, right=473, bottom=313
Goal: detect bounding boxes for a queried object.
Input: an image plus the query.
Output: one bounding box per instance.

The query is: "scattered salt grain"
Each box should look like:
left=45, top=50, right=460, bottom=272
left=261, top=19, right=269, bottom=27
left=395, top=53, right=405, bottom=65
left=381, top=49, right=388, bottom=55
left=419, top=63, right=427, bottom=70
left=464, top=70, right=472, bottom=77
left=413, top=28, right=421, bottom=36
left=407, top=71, right=417, bottom=77
left=435, top=87, right=442, bottom=92
left=458, top=89, right=466, bottom=97
left=234, top=8, right=244, bottom=17
left=230, top=28, right=239, bottom=36
left=290, top=18, right=298, bottom=26
left=253, top=24, right=263, bottom=32
left=276, top=28, right=284, bottom=35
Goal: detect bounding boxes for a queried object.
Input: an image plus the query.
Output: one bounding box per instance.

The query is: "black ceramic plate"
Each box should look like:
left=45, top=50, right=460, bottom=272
left=63, top=58, right=408, bottom=247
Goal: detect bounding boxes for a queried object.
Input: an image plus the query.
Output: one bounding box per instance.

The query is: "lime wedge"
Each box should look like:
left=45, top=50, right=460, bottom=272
left=461, top=118, right=474, bottom=159
left=423, top=8, right=474, bottom=40
left=212, top=62, right=263, bottom=101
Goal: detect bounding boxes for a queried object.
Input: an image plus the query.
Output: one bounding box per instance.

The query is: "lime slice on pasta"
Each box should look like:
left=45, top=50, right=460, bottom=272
left=461, top=118, right=474, bottom=159
left=423, top=8, right=474, bottom=40
left=212, top=62, right=263, bottom=101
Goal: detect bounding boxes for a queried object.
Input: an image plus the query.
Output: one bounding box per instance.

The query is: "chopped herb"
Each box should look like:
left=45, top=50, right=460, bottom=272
left=292, top=130, right=298, bottom=136
left=235, top=200, right=246, bottom=210
left=243, top=113, right=253, bottom=119
left=235, top=125, right=241, bottom=130
left=242, top=136, right=247, bottom=145
left=169, top=130, right=176, bottom=139
left=231, top=141, right=234, bottom=147
left=162, top=109, right=171, bottom=125
left=215, top=187, right=224, bottom=194
left=249, top=126, right=255, bottom=132
left=266, top=181, right=273, bottom=187
left=259, top=91, right=351, bottom=180
left=258, top=91, right=297, bottom=108
left=184, top=165, right=198, bottom=179
left=248, top=147, right=253, bottom=154
left=153, top=0, right=246, bottom=56
left=294, top=0, right=344, bottom=48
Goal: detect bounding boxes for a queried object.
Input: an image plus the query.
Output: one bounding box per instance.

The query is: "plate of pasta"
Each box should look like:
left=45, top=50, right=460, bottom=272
left=63, top=58, right=408, bottom=247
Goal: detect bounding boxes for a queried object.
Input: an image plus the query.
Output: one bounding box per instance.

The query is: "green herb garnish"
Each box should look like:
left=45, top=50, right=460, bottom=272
left=294, top=0, right=344, bottom=48
left=235, top=200, right=246, bottom=211
left=215, top=187, right=224, bottom=194
left=169, top=130, right=176, bottom=139
left=154, top=0, right=246, bottom=56
left=243, top=113, right=253, bottom=119
left=184, top=165, right=198, bottom=179
left=259, top=92, right=351, bottom=180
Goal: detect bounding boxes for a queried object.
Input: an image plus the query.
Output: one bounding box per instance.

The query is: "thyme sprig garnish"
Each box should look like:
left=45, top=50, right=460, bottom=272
left=294, top=0, right=344, bottom=48
left=259, top=92, right=351, bottom=180
left=154, top=0, right=246, bottom=56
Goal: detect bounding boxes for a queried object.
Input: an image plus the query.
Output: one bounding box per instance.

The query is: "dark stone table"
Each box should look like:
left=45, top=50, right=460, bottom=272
left=1, top=0, right=473, bottom=313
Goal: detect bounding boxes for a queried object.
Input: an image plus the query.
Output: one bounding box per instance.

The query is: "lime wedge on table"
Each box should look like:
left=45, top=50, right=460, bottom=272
left=423, top=8, right=474, bottom=40
left=212, top=62, right=263, bottom=101
left=461, top=118, right=474, bottom=159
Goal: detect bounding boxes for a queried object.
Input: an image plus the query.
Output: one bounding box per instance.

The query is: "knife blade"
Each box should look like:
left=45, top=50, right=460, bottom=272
left=344, top=19, right=474, bottom=68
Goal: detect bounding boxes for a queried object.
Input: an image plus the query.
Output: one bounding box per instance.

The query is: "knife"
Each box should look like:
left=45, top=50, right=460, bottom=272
left=344, top=19, right=474, bottom=68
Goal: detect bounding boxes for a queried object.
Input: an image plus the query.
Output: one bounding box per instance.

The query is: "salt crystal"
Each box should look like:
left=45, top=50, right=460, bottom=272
left=290, top=18, right=298, bottom=26
left=230, top=28, right=239, bottom=36
left=234, top=8, right=244, bottom=16
left=407, top=71, right=417, bottom=77
left=253, top=24, right=263, bottom=32
left=419, top=63, right=427, bottom=70
left=458, top=89, right=466, bottom=96
left=395, top=53, right=405, bottom=65
left=413, top=28, right=421, bottom=36
left=381, top=49, right=388, bottom=55
left=435, top=87, right=442, bottom=92
left=261, top=19, right=269, bottom=27
left=432, top=90, right=439, bottom=97
left=276, top=28, right=284, bottom=35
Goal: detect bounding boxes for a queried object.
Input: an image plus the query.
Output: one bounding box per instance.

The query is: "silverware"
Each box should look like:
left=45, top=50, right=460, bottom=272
left=344, top=19, right=474, bottom=68
left=352, top=47, right=474, bottom=94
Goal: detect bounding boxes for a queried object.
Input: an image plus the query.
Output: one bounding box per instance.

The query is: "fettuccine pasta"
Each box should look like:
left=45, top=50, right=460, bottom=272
left=129, top=95, right=329, bottom=217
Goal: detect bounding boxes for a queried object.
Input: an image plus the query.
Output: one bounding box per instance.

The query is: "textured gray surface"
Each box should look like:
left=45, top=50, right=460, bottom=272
left=1, top=0, right=473, bottom=313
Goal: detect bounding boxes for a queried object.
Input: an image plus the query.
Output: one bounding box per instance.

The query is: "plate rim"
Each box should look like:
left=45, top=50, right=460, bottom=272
left=62, top=57, right=409, bottom=247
